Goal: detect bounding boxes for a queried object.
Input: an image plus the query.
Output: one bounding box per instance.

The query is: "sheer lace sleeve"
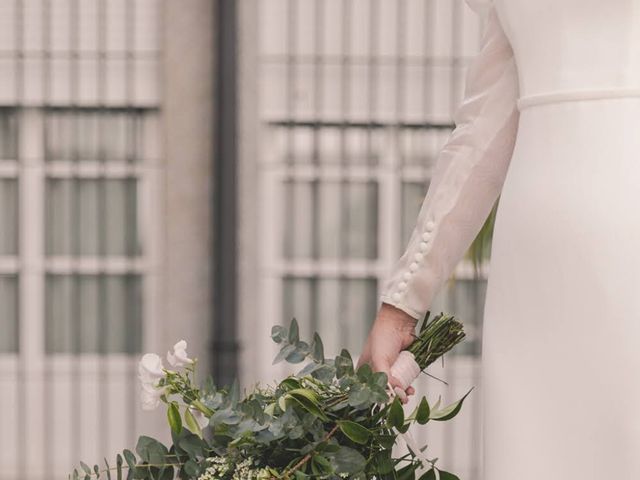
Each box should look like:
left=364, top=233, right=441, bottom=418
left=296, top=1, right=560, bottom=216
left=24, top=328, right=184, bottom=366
left=379, top=1, right=520, bottom=320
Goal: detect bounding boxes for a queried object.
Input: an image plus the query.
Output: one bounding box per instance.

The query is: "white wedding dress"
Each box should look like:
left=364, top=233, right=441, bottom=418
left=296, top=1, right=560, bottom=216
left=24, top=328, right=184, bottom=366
left=380, top=0, right=640, bottom=478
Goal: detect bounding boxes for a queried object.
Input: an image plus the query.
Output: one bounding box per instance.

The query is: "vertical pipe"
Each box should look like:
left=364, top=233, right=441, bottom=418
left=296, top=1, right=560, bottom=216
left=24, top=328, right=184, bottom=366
left=212, top=0, right=239, bottom=386
left=337, top=0, right=350, bottom=347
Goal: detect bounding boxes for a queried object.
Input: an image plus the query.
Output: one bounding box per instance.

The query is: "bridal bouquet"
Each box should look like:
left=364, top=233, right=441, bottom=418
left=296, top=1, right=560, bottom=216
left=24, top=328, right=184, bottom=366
left=71, top=311, right=471, bottom=480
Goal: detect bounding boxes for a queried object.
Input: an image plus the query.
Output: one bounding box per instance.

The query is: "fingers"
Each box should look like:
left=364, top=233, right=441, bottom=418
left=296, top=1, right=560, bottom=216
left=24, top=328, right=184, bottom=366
left=388, top=373, right=412, bottom=404
left=393, top=387, right=408, bottom=404
left=406, top=386, right=415, bottom=396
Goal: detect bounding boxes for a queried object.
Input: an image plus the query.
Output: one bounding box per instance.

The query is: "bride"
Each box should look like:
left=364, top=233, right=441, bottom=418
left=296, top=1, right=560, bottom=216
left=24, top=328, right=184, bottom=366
left=359, top=0, right=640, bottom=478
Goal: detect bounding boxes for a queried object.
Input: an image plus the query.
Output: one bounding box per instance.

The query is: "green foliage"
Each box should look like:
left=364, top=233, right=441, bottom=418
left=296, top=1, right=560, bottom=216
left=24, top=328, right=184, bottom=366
left=72, top=315, right=472, bottom=480
left=168, top=403, right=183, bottom=435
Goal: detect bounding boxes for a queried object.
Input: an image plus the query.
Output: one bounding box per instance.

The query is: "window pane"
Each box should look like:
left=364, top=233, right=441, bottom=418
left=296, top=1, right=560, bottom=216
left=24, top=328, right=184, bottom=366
left=282, top=277, right=377, bottom=356
left=0, top=109, right=17, bottom=160
left=45, top=274, right=142, bottom=354
left=45, top=178, right=140, bottom=256
left=0, top=275, right=18, bottom=353
left=45, top=110, right=74, bottom=161
left=101, top=111, right=140, bottom=162
left=45, top=109, right=141, bottom=162
left=0, top=179, right=18, bottom=254
left=283, top=180, right=378, bottom=259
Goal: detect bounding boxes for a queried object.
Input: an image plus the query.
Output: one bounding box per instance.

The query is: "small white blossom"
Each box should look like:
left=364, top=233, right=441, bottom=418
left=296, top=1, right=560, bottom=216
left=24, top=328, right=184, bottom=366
left=198, top=457, right=232, bottom=480
left=140, top=382, right=165, bottom=411
left=138, top=353, right=166, bottom=411
left=167, top=340, right=194, bottom=368
left=138, top=353, right=165, bottom=385
left=197, top=457, right=271, bottom=480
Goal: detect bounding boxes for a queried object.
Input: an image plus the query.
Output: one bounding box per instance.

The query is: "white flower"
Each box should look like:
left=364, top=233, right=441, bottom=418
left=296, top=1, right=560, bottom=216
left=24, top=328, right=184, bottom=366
left=140, top=382, right=165, bottom=411
left=138, top=353, right=167, bottom=411
left=138, top=353, right=165, bottom=386
left=167, top=340, right=194, bottom=368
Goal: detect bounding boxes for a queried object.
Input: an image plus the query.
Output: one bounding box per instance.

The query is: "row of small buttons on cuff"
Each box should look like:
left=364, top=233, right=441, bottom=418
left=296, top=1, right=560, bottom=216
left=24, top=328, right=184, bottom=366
left=391, top=219, right=436, bottom=302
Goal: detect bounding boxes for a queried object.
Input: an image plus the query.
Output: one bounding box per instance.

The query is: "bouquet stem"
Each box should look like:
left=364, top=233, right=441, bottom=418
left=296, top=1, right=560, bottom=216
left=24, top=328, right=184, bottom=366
left=408, top=310, right=466, bottom=371
left=390, top=311, right=466, bottom=390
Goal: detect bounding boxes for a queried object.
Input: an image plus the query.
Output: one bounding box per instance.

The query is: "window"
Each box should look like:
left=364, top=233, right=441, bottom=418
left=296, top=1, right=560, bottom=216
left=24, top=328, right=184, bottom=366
left=248, top=2, right=487, bottom=477
left=0, top=0, right=163, bottom=476
left=40, top=108, right=151, bottom=354
left=0, top=274, right=18, bottom=353
left=45, top=273, right=142, bottom=354
left=0, top=109, right=18, bottom=353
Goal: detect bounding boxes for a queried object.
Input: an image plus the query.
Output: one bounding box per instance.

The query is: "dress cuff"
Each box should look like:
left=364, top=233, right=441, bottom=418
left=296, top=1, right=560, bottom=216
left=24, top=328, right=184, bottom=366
left=379, top=295, right=423, bottom=321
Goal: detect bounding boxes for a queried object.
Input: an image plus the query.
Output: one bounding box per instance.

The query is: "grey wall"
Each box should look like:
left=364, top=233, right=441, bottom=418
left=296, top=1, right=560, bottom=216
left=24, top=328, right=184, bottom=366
left=161, top=0, right=215, bottom=372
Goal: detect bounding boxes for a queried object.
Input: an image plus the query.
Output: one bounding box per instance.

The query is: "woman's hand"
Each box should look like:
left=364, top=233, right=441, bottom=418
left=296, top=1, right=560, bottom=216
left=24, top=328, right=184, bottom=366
left=358, top=303, right=418, bottom=403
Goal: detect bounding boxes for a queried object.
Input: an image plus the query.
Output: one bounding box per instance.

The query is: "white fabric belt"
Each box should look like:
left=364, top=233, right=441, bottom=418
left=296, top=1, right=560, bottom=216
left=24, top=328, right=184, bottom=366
left=517, top=87, right=640, bottom=111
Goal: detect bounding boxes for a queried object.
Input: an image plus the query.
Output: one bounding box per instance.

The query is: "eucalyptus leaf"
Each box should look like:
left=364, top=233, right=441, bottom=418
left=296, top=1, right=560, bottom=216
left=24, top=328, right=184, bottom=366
left=116, top=454, right=123, bottom=480
left=327, top=446, right=366, bottom=474
left=136, top=436, right=168, bottom=465
left=335, top=353, right=354, bottom=378
left=311, top=333, right=324, bottom=363
left=122, top=451, right=136, bottom=471
left=285, top=348, right=307, bottom=364
left=178, top=433, right=206, bottom=458
left=310, top=364, right=336, bottom=383
left=297, top=361, right=320, bottom=377
left=273, top=344, right=296, bottom=364
left=289, top=318, right=300, bottom=344
left=356, top=363, right=373, bottom=382
left=183, top=459, right=201, bottom=478
left=271, top=325, right=287, bottom=343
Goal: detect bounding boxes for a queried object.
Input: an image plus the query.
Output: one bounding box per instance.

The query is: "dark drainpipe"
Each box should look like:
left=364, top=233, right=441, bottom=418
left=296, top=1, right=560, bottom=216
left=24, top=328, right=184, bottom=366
left=212, top=0, right=239, bottom=386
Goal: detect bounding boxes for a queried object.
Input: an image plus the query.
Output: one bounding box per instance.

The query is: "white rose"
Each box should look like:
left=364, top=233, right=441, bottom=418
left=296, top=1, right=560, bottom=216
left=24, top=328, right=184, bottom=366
left=167, top=340, right=194, bottom=368
left=138, top=353, right=165, bottom=387
left=140, top=382, right=165, bottom=411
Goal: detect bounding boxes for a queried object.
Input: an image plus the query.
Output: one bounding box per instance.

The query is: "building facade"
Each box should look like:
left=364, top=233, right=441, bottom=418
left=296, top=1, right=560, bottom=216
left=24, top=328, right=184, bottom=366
left=0, top=1, right=488, bottom=478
